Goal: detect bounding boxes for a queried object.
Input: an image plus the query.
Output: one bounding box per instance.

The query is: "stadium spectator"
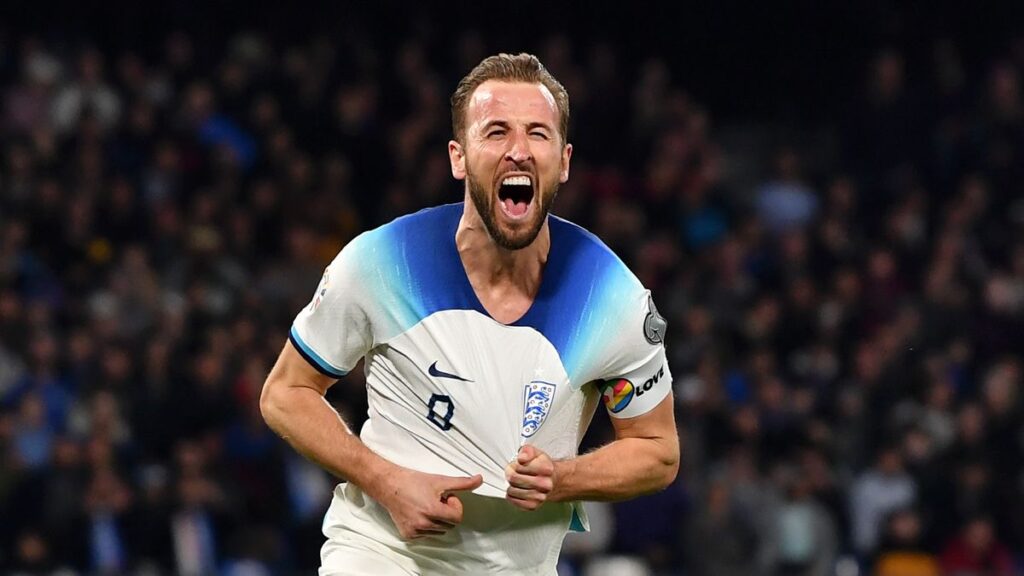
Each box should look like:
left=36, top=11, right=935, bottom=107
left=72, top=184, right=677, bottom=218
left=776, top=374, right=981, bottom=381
left=939, top=515, right=1015, bottom=576
left=1, top=9, right=1023, bottom=573
left=871, top=508, right=940, bottom=576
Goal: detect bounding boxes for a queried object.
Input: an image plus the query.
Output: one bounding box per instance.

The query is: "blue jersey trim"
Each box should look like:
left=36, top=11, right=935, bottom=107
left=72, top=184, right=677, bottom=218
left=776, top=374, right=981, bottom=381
left=289, top=326, right=348, bottom=378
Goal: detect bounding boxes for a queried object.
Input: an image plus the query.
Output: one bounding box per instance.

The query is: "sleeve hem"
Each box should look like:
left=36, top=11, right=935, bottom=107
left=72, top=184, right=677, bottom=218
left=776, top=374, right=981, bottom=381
left=289, top=326, right=348, bottom=378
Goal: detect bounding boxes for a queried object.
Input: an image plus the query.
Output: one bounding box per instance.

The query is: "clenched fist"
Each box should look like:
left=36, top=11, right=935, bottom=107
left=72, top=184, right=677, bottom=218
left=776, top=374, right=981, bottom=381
left=505, top=445, right=555, bottom=511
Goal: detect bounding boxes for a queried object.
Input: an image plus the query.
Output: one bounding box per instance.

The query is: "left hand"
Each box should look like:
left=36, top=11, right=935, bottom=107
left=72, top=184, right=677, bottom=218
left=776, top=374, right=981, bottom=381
left=505, top=445, right=555, bottom=511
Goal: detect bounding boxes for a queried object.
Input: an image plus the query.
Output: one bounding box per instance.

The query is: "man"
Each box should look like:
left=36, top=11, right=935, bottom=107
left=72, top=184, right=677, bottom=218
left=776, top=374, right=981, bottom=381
left=260, top=53, right=678, bottom=575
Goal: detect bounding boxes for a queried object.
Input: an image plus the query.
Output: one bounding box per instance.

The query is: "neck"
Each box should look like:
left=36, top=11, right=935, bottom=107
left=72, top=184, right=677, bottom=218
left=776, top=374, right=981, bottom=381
left=458, top=194, right=552, bottom=317
left=456, top=197, right=549, bottom=296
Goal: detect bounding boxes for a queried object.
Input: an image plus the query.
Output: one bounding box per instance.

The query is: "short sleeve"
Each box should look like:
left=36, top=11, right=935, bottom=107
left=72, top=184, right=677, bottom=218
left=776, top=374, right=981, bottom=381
left=597, top=290, right=672, bottom=419
left=289, top=240, right=373, bottom=378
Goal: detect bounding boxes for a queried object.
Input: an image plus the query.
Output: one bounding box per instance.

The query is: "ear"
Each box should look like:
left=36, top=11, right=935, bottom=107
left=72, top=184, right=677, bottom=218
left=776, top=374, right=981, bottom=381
left=449, top=140, right=466, bottom=180
left=559, top=143, right=573, bottom=184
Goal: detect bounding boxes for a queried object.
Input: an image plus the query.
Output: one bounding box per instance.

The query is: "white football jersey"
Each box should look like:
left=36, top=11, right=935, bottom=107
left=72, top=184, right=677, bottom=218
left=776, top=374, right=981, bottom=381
left=291, top=203, right=671, bottom=575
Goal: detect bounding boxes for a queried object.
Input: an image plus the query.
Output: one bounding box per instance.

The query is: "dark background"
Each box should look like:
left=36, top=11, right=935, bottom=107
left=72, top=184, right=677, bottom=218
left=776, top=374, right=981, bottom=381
left=1, top=1, right=1024, bottom=575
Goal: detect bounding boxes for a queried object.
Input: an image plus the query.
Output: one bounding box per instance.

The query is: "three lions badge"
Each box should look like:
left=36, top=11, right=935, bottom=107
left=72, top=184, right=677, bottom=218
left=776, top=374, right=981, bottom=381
left=521, top=381, right=556, bottom=439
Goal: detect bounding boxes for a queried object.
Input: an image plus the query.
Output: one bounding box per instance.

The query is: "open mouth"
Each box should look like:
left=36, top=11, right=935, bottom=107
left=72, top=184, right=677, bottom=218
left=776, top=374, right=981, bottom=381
left=497, top=174, right=534, bottom=218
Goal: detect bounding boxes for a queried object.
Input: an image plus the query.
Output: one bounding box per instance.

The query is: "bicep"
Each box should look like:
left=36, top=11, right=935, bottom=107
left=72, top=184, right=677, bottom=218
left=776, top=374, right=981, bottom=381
left=609, top=391, right=677, bottom=442
left=264, top=339, right=339, bottom=398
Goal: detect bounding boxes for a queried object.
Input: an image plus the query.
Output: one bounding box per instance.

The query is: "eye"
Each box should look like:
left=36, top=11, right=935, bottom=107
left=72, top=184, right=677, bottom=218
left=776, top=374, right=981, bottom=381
left=486, top=129, right=506, bottom=139
left=529, top=131, right=550, bottom=140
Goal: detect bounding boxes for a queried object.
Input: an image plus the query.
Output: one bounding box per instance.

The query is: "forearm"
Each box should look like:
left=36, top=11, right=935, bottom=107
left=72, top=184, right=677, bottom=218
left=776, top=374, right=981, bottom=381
left=260, top=383, right=395, bottom=498
left=549, top=434, right=678, bottom=502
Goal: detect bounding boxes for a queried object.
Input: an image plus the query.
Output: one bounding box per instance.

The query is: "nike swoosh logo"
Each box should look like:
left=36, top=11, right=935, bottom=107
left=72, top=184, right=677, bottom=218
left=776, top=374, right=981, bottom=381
left=428, top=361, right=472, bottom=382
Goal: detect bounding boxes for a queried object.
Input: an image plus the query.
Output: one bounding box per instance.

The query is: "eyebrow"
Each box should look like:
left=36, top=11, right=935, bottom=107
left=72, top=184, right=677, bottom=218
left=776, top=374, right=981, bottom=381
left=480, top=120, right=554, bottom=132
left=482, top=120, right=510, bottom=132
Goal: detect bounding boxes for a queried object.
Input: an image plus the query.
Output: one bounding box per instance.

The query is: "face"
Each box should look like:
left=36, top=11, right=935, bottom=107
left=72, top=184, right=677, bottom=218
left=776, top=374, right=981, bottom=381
left=449, top=80, right=571, bottom=250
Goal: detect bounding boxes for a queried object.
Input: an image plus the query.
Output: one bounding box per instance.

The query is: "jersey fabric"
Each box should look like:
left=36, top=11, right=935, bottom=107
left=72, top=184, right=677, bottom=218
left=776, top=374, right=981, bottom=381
left=290, top=203, right=671, bottom=575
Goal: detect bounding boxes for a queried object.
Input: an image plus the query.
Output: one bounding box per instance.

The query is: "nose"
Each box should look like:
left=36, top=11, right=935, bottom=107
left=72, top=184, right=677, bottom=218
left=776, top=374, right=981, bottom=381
left=504, top=129, right=532, bottom=164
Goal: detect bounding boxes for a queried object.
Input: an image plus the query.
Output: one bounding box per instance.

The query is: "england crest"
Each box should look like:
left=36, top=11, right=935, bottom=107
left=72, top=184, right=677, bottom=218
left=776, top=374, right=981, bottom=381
left=521, top=381, right=556, bottom=439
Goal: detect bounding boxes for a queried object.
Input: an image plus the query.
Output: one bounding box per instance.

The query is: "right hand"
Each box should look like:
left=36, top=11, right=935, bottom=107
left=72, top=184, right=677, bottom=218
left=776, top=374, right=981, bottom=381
left=374, top=467, right=483, bottom=541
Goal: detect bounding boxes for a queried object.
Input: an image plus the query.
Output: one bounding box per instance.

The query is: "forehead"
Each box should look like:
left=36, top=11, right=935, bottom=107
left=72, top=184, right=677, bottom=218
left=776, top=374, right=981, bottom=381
left=466, top=80, right=559, bottom=127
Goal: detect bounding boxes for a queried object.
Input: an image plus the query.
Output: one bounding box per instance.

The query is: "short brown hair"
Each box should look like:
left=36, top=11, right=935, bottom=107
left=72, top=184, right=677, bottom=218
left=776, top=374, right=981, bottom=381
left=451, top=53, right=570, bottom=145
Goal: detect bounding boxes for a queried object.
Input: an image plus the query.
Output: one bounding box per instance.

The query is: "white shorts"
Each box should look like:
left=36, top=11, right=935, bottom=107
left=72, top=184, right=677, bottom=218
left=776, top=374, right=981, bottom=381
left=319, top=482, right=572, bottom=575
left=320, top=539, right=418, bottom=576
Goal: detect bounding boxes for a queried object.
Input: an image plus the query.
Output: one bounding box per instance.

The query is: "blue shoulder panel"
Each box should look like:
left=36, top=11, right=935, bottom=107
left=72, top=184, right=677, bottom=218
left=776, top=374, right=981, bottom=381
left=361, top=204, right=639, bottom=382
left=513, top=217, right=641, bottom=381
left=358, top=204, right=485, bottom=333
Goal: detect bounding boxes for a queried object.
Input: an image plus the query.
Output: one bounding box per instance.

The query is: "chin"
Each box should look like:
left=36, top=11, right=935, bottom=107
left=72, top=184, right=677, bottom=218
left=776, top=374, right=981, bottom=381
left=467, top=171, right=555, bottom=250
left=490, top=213, right=545, bottom=250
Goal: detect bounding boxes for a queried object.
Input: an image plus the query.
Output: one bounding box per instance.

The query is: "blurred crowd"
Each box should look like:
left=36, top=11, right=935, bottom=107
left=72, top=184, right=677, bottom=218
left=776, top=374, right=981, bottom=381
left=1, top=22, right=1023, bottom=576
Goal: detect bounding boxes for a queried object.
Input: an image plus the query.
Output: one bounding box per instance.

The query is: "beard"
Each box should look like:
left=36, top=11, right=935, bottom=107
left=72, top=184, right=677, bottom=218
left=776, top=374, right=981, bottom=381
left=466, top=170, right=559, bottom=250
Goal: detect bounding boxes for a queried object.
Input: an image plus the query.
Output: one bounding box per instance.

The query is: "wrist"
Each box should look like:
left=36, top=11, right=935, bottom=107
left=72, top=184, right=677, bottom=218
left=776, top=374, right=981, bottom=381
left=549, top=458, right=577, bottom=503
left=355, top=451, right=399, bottom=503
